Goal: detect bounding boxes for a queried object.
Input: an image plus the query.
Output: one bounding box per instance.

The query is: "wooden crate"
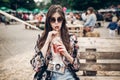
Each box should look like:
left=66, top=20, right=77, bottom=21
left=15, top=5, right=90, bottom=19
left=77, top=38, right=120, bottom=80
left=67, top=24, right=84, bottom=37
left=86, top=31, right=100, bottom=37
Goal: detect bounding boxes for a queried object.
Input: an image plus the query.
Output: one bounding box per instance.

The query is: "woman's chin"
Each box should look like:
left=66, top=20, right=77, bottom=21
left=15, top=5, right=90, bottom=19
left=54, top=29, right=60, bottom=31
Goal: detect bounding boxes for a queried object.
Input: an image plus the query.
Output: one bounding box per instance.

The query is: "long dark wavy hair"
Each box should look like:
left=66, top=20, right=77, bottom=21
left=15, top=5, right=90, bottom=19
left=37, top=5, right=71, bottom=52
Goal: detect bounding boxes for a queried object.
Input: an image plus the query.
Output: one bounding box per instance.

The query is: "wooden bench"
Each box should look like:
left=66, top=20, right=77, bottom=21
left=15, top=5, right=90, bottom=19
left=77, top=38, right=120, bottom=80
left=67, top=24, right=84, bottom=37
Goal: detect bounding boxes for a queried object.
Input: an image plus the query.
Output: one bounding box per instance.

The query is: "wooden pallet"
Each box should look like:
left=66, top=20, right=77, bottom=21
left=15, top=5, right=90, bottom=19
left=77, top=38, right=120, bottom=80
left=67, top=24, right=84, bottom=37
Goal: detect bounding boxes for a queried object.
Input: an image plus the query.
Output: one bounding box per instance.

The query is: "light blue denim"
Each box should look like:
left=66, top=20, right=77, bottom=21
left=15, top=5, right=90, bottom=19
left=84, top=14, right=96, bottom=27
left=51, top=69, right=75, bottom=80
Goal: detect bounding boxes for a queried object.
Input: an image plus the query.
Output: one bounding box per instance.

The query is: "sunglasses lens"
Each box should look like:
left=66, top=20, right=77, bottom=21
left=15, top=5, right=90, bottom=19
left=57, top=17, right=63, bottom=23
left=50, top=17, right=63, bottom=23
left=50, top=17, right=56, bottom=23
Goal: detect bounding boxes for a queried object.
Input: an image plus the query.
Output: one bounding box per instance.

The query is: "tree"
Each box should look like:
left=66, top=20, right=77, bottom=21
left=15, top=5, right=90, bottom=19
left=50, top=0, right=120, bottom=10
left=1, top=0, right=120, bottom=11
left=0, top=0, right=11, bottom=8
left=0, top=0, right=36, bottom=10
left=10, top=0, right=36, bottom=10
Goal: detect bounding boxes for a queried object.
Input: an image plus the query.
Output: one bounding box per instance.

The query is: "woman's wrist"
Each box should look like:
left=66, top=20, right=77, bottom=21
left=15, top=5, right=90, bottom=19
left=45, top=38, right=51, bottom=45
left=72, top=58, right=75, bottom=64
left=63, top=51, right=74, bottom=64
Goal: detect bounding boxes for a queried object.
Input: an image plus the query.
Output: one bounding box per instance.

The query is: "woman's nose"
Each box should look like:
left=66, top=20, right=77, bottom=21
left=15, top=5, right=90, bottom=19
left=55, top=20, right=58, bottom=23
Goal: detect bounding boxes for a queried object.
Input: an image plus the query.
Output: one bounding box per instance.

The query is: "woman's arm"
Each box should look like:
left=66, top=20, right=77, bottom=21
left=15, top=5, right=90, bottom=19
left=62, top=51, right=74, bottom=64
left=41, top=31, right=58, bottom=58
left=41, top=39, right=50, bottom=58
left=84, top=15, right=91, bottom=26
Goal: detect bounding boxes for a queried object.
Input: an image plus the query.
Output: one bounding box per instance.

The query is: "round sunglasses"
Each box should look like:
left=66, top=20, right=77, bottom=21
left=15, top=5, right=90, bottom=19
left=50, top=17, right=63, bottom=23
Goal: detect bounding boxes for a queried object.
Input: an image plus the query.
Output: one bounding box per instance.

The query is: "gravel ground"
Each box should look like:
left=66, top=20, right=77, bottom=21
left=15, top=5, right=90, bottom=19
left=0, top=23, right=41, bottom=80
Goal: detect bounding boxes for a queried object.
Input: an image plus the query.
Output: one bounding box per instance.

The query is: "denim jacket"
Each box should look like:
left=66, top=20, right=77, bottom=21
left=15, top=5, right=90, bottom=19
left=84, top=13, right=97, bottom=27
left=107, top=22, right=118, bottom=30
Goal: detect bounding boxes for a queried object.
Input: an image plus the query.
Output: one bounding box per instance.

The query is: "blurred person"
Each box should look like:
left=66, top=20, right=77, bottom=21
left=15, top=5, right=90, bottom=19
left=107, top=16, right=118, bottom=37
left=34, top=14, right=43, bottom=27
left=117, top=20, right=120, bottom=35
left=34, top=14, right=42, bottom=22
left=41, top=14, right=46, bottom=24
left=1, top=14, right=5, bottom=23
left=29, top=13, right=34, bottom=20
left=23, top=13, right=29, bottom=21
left=81, top=11, right=87, bottom=22
left=83, top=7, right=97, bottom=36
left=96, top=11, right=104, bottom=21
left=66, top=12, right=76, bottom=24
left=32, top=5, right=80, bottom=80
left=74, top=13, right=81, bottom=20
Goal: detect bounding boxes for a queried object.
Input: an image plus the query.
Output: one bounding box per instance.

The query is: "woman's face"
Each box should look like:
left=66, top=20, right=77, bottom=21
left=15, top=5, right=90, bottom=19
left=87, top=10, right=90, bottom=14
left=50, top=12, right=63, bottom=31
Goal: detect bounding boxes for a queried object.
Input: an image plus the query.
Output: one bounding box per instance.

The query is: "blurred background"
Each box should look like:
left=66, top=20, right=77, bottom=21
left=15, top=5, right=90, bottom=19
left=0, top=0, right=120, bottom=22
left=0, top=0, right=120, bottom=11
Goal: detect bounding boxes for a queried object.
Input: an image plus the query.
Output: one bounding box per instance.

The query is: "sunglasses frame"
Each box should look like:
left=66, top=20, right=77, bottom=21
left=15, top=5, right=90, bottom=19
left=50, top=17, right=63, bottom=23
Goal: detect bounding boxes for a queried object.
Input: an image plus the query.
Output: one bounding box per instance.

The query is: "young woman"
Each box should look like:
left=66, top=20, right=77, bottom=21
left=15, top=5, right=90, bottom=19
left=34, top=5, right=80, bottom=80
left=83, top=7, right=97, bottom=36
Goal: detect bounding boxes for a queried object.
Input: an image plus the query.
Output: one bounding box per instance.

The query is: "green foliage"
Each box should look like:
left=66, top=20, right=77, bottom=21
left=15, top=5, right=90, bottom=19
left=0, top=0, right=120, bottom=11
left=0, top=0, right=36, bottom=10
left=0, top=0, right=10, bottom=8
left=2, top=0, right=9, bottom=2
left=51, top=0, right=120, bottom=10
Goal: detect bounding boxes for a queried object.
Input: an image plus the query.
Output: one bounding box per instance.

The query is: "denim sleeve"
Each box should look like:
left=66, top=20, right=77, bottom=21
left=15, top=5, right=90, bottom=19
left=84, top=15, right=92, bottom=26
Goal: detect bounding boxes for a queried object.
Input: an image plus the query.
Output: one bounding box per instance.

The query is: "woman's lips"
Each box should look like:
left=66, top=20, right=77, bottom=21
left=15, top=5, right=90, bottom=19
left=55, top=26, right=59, bottom=30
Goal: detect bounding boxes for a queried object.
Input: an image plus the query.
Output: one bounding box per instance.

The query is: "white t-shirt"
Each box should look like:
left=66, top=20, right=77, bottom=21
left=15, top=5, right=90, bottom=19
left=50, top=37, right=65, bottom=65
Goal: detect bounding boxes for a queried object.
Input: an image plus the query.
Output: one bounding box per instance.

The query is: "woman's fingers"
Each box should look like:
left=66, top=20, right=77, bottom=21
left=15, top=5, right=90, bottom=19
left=51, top=31, right=58, bottom=36
left=58, top=48, right=64, bottom=53
left=57, top=45, right=65, bottom=52
left=47, top=31, right=58, bottom=42
left=57, top=45, right=62, bottom=49
left=51, top=31, right=58, bottom=39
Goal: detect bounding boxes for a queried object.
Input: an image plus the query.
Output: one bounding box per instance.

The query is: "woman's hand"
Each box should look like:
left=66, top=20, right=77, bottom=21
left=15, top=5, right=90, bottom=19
left=57, top=44, right=67, bottom=55
left=56, top=41, right=74, bottom=63
left=55, top=40, right=68, bottom=56
left=51, top=36, right=74, bottom=64
left=46, top=31, right=58, bottom=43
left=41, top=31, right=58, bottom=58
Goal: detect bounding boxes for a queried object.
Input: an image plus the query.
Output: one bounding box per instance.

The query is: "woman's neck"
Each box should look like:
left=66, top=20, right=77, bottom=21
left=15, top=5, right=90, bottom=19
left=56, top=31, right=61, bottom=37
left=56, top=33, right=60, bottom=37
